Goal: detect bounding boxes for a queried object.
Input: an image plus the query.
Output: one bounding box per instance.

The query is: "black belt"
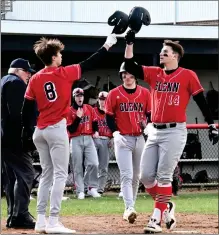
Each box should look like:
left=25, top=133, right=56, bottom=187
left=153, top=123, right=177, bottom=129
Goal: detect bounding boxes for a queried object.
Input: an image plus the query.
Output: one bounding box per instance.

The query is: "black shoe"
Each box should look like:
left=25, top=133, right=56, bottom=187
left=6, top=215, right=12, bottom=228
left=9, top=213, right=35, bottom=229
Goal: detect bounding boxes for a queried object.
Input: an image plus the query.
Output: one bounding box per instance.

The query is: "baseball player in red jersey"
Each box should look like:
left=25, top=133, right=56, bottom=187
left=67, top=88, right=101, bottom=199
left=105, top=62, right=151, bottom=224
left=93, top=91, right=113, bottom=194
left=21, top=35, right=117, bottom=233
left=124, top=31, right=219, bottom=233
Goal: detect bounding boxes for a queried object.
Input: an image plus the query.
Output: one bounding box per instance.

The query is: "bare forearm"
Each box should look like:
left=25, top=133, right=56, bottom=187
left=125, top=44, right=134, bottom=59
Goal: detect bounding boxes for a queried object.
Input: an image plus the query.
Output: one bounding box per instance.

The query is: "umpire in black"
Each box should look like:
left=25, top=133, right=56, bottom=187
left=1, top=58, right=36, bottom=229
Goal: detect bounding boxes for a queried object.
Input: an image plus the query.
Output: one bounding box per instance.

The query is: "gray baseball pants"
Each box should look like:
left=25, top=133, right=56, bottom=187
left=114, top=135, right=145, bottom=209
left=33, top=118, right=69, bottom=217
left=93, top=137, right=110, bottom=193
left=71, top=135, right=99, bottom=194
left=140, top=123, right=187, bottom=186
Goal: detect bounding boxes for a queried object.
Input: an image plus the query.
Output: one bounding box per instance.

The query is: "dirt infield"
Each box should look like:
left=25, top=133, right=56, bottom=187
left=1, top=213, right=218, bottom=234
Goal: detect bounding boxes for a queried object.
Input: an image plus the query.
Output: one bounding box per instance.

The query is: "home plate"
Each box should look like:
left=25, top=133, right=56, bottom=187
left=172, top=230, right=199, bottom=234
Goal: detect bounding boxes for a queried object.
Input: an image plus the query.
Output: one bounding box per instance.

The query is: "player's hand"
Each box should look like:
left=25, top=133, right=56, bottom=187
left=93, top=131, right=99, bottom=138
left=125, top=30, right=135, bottom=45
left=108, top=139, right=113, bottom=148
left=143, top=123, right=153, bottom=136
left=113, top=131, right=127, bottom=147
left=76, top=108, right=83, bottom=118
left=208, top=124, right=218, bottom=145
left=105, top=33, right=117, bottom=48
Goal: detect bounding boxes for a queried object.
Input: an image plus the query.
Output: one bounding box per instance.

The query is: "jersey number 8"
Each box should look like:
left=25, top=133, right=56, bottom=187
left=44, top=82, right=57, bottom=102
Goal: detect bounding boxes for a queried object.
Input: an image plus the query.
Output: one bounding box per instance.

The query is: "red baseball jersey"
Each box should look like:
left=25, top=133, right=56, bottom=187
left=24, top=65, right=81, bottom=129
left=67, top=104, right=96, bottom=138
left=105, top=85, right=151, bottom=135
left=142, top=66, right=204, bottom=123
left=93, top=107, right=112, bottom=138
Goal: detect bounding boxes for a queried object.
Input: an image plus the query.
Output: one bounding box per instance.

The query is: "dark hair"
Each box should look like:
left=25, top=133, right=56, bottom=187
left=163, top=40, right=184, bottom=60
left=33, top=37, right=64, bottom=65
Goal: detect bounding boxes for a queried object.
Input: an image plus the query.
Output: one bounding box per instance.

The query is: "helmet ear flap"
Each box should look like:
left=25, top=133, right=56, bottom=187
left=128, top=6, right=151, bottom=33
left=108, top=11, right=129, bottom=34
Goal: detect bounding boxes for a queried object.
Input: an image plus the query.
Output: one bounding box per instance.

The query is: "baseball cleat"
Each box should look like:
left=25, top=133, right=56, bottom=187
left=143, top=218, right=162, bottom=233
left=45, top=222, right=76, bottom=234
left=87, top=188, right=101, bottom=198
left=123, top=207, right=137, bottom=224
left=163, top=201, right=176, bottom=230
left=77, top=192, right=85, bottom=200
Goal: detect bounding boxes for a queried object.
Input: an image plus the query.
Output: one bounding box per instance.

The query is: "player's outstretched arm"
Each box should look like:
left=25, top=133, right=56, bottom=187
left=123, top=30, right=144, bottom=80
left=79, top=34, right=117, bottom=74
left=193, top=92, right=218, bottom=145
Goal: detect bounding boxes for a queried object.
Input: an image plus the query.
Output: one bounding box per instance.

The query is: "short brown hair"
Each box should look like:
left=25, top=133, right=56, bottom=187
left=33, top=37, right=65, bottom=65
left=163, top=40, right=184, bottom=60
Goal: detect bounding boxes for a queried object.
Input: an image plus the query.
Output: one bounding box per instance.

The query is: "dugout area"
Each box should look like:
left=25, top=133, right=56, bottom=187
left=1, top=34, right=218, bottom=234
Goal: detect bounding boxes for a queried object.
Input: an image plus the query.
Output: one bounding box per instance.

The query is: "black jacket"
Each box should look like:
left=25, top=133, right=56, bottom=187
left=1, top=74, right=27, bottom=154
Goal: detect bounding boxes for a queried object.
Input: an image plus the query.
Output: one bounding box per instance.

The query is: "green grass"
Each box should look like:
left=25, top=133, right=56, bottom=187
left=1, top=191, right=218, bottom=218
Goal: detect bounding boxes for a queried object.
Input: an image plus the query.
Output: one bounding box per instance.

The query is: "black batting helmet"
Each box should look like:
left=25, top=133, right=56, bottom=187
left=119, top=62, right=137, bottom=80
left=128, top=6, right=151, bottom=34
left=108, top=10, right=129, bottom=34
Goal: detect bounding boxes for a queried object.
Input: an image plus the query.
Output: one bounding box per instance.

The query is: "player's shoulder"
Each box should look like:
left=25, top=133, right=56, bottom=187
left=69, top=106, right=76, bottom=113
left=84, top=104, right=94, bottom=110
left=143, top=65, right=162, bottom=72
left=138, top=85, right=150, bottom=94
left=180, top=67, right=198, bottom=77
left=108, top=85, right=122, bottom=95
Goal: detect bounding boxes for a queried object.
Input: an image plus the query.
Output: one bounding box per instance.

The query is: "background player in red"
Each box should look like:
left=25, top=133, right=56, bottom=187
left=21, top=34, right=117, bottom=233
left=124, top=31, right=219, bottom=233
left=93, top=91, right=113, bottom=195
left=105, top=62, right=151, bottom=224
left=67, top=88, right=100, bottom=200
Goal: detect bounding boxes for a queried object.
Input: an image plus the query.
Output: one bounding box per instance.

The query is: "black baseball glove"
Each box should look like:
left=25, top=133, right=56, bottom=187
left=125, top=30, right=136, bottom=45
left=208, top=124, right=219, bottom=145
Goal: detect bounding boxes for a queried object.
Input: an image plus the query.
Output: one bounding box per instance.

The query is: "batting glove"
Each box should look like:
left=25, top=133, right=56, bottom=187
left=105, top=33, right=117, bottom=47
left=208, top=124, right=219, bottom=145
left=143, top=123, right=153, bottom=136
left=113, top=131, right=127, bottom=147
left=125, top=30, right=135, bottom=45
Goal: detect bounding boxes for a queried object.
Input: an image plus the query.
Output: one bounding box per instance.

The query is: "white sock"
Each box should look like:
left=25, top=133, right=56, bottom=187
left=48, top=216, right=59, bottom=226
left=37, top=214, right=46, bottom=224
left=151, top=208, right=161, bottom=223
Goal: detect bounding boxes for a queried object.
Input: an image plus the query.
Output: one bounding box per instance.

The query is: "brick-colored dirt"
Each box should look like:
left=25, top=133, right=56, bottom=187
left=1, top=213, right=218, bottom=234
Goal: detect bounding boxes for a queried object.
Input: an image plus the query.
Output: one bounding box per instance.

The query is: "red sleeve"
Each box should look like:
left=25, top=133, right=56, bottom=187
left=145, top=90, right=151, bottom=113
left=63, top=64, right=81, bottom=83
left=24, top=76, right=35, bottom=100
left=92, top=107, right=98, bottom=121
left=142, top=66, right=160, bottom=86
left=188, top=70, right=204, bottom=96
left=105, top=90, right=116, bottom=115
left=67, top=107, right=76, bottom=125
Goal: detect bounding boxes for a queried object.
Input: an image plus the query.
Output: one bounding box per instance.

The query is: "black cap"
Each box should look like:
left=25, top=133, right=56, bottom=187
left=10, top=58, right=35, bottom=73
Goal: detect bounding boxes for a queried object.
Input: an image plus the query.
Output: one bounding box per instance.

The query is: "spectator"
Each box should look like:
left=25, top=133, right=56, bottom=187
left=1, top=58, right=36, bottom=229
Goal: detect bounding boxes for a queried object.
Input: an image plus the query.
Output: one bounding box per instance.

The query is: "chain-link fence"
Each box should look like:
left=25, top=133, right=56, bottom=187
left=32, top=126, right=218, bottom=191
left=107, top=126, right=218, bottom=189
